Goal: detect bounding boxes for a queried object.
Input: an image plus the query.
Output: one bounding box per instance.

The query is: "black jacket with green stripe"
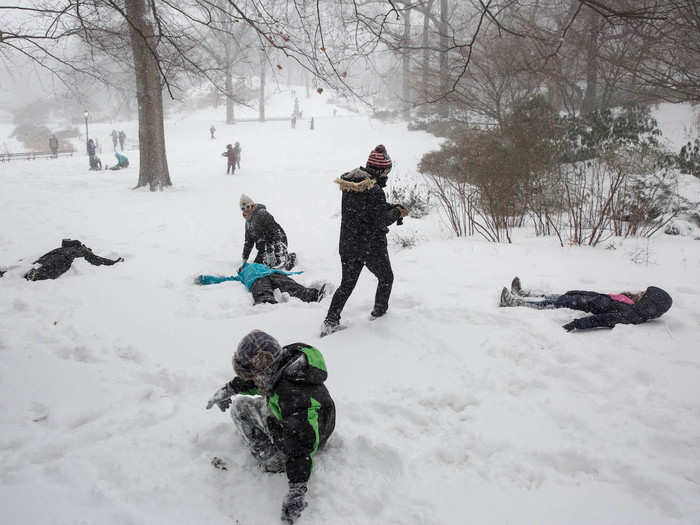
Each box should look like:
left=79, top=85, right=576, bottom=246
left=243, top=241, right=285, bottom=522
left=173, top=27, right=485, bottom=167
left=229, top=343, right=335, bottom=484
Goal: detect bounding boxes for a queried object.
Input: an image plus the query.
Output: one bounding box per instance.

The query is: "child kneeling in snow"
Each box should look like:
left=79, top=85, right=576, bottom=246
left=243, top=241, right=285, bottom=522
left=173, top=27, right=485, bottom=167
left=206, top=330, right=336, bottom=524
left=499, top=277, right=672, bottom=331
left=196, top=261, right=332, bottom=305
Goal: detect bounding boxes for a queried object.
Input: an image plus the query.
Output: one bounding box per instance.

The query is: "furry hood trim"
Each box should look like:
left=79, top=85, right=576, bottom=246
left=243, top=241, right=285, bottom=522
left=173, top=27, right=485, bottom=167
left=334, top=168, right=376, bottom=192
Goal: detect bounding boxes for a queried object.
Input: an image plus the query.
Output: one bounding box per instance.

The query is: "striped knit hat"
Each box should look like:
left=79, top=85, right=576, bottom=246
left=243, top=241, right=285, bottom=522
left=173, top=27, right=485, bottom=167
left=366, top=144, right=392, bottom=173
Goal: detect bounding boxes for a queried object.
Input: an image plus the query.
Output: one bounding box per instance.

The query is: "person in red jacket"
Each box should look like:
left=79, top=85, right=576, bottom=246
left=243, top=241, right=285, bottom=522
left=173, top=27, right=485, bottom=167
left=222, top=144, right=236, bottom=174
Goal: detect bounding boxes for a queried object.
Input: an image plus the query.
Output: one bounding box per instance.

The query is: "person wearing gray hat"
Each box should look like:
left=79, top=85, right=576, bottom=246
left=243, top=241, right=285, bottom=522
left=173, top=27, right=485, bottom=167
left=206, top=330, right=335, bottom=524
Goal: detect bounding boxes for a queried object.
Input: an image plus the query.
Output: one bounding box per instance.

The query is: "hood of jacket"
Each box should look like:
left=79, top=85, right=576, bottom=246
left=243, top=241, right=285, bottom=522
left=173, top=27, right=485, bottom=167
left=632, top=286, right=672, bottom=320
left=335, top=167, right=376, bottom=193
left=246, top=203, right=267, bottom=222
left=280, top=344, right=328, bottom=386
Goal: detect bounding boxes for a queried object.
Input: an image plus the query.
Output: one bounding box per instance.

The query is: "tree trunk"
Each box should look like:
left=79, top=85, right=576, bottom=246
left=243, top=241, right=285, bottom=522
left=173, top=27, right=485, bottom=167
left=259, top=50, right=266, bottom=121
left=422, top=0, right=435, bottom=102
left=125, top=0, right=171, bottom=190
left=581, top=9, right=600, bottom=114
left=439, top=0, right=449, bottom=118
left=224, top=42, right=235, bottom=124
left=402, top=7, right=412, bottom=119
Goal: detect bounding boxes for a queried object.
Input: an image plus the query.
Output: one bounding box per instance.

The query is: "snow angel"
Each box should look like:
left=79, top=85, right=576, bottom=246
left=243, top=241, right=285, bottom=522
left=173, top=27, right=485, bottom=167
left=499, top=277, right=672, bottom=331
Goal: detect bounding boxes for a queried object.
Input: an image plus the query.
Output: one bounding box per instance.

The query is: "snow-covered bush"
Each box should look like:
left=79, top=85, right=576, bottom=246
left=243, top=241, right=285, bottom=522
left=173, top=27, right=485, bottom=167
left=387, top=178, right=431, bottom=218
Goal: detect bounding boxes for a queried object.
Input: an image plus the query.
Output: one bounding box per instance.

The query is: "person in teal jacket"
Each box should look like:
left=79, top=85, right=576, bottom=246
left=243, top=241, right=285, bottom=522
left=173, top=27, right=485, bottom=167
left=108, top=151, right=129, bottom=170
left=197, top=262, right=332, bottom=305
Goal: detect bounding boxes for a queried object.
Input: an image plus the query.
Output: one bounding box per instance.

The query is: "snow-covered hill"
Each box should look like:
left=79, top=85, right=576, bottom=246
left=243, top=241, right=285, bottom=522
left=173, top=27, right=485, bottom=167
left=1, top=96, right=699, bottom=524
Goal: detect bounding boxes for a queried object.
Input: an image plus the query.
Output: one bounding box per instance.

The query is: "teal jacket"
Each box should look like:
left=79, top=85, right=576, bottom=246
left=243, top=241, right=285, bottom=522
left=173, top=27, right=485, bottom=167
left=115, top=152, right=129, bottom=167
left=198, top=262, right=302, bottom=290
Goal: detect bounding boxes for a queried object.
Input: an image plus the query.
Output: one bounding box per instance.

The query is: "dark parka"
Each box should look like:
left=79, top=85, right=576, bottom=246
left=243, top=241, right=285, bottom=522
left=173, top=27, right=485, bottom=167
left=335, top=167, right=402, bottom=258
left=562, top=286, right=672, bottom=329
left=242, top=204, right=288, bottom=262
left=225, top=343, right=335, bottom=484
left=24, top=239, right=121, bottom=281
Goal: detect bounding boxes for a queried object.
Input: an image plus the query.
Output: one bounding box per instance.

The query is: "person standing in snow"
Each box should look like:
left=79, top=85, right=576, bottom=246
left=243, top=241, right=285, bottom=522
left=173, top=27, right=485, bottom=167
left=196, top=262, right=332, bottom=305
left=48, top=134, right=59, bottom=157
left=206, top=330, right=335, bottom=524
left=210, top=124, right=216, bottom=140
left=118, top=130, right=126, bottom=151
left=233, top=141, right=241, bottom=169
left=321, top=144, right=408, bottom=336
left=87, top=139, right=101, bottom=170
left=240, top=194, right=296, bottom=270
left=499, top=277, right=672, bottom=331
left=21, top=239, right=123, bottom=281
left=223, top=144, right=237, bottom=175
left=111, top=129, right=118, bottom=151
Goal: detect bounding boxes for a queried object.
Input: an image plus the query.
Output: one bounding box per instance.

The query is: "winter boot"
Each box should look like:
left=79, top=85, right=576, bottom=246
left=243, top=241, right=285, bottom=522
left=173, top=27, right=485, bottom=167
left=499, top=287, right=521, bottom=307
left=320, top=319, right=345, bottom=337
left=511, top=276, right=523, bottom=296
left=316, top=282, right=335, bottom=302
left=369, top=307, right=387, bottom=321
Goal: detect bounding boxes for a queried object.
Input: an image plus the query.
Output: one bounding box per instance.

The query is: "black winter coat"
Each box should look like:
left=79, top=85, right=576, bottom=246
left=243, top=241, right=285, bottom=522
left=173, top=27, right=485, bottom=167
left=335, top=167, right=401, bottom=258
left=566, top=286, right=672, bottom=329
left=24, top=239, right=121, bottom=281
left=242, top=204, right=288, bottom=260
left=228, top=343, right=335, bottom=484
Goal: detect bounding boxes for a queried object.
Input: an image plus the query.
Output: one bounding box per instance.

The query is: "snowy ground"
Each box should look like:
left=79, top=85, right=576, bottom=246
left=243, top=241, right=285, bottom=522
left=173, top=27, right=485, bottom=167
left=1, top=93, right=699, bottom=525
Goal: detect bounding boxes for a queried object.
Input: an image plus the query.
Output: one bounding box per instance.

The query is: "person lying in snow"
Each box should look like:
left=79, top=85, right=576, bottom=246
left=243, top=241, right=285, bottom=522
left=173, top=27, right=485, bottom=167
left=206, top=330, right=335, bottom=524
left=12, top=239, right=123, bottom=281
left=499, top=277, right=672, bottom=331
left=239, top=194, right=296, bottom=270
left=196, top=261, right=332, bottom=305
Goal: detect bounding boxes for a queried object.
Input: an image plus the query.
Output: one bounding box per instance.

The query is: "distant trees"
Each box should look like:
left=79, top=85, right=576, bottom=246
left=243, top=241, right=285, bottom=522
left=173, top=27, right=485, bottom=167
left=1, top=1, right=697, bottom=191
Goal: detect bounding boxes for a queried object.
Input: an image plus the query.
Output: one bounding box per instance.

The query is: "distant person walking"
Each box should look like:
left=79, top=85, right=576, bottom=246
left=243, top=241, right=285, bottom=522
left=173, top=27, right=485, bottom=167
left=210, top=125, right=216, bottom=139
left=111, top=129, right=118, bottom=151
left=48, top=134, right=58, bottom=157
left=233, top=141, right=241, bottom=169
left=223, top=144, right=237, bottom=175
left=118, top=130, right=126, bottom=151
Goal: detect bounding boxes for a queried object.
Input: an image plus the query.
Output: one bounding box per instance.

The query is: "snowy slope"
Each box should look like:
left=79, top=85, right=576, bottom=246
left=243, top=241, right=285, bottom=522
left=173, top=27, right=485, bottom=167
left=1, top=95, right=699, bottom=525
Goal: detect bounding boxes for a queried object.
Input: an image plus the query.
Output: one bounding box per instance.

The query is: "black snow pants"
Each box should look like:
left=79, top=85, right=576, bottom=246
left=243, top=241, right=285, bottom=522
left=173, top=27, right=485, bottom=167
left=520, top=291, right=624, bottom=314
left=250, top=273, right=320, bottom=305
left=227, top=161, right=235, bottom=175
left=325, top=250, right=393, bottom=323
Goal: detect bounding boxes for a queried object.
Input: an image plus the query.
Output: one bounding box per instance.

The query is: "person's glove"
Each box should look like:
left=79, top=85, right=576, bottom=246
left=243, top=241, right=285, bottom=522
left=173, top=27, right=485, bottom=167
left=205, top=383, right=235, bottom=411
left=116, top=257, right=124, bottom=263
left=562, top=321, right=577, bottom=332
left=263, top=251, right=278, bottom=267
left=281, top=482, right=308, bottom=524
